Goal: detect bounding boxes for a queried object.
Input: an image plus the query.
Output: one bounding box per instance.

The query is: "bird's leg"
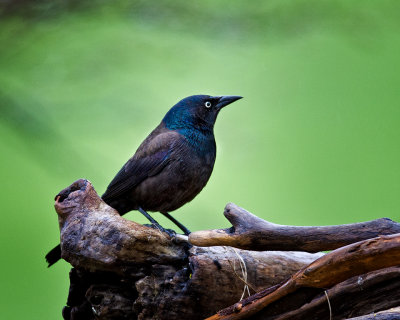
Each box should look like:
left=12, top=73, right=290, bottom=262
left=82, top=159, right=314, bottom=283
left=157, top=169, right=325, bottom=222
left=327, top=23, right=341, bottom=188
left=160, top=212, right=191, bottom=235
left=137, top=207, right=174, bottom=236
left=138, top=207, right=176, bottom=237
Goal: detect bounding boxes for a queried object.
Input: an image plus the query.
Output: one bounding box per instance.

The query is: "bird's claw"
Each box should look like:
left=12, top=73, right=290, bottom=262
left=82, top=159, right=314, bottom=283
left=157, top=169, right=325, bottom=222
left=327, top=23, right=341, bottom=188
left=143, top=223, right=176, bottom=238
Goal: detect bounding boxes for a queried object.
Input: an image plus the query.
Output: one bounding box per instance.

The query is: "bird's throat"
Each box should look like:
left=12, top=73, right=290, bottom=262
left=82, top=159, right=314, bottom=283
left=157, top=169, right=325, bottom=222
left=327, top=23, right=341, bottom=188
left=178, top=127, right=216, bottom=156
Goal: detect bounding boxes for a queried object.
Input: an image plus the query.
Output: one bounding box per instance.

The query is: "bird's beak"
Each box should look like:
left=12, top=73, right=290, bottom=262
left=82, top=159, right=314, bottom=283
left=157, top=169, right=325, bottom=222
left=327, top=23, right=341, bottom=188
left=214, top=95, right=243, bottom=109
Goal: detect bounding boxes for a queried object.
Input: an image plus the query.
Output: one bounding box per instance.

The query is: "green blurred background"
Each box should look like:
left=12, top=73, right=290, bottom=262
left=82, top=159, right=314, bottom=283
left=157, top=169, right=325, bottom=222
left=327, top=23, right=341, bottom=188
left=0, top=0, right=399, bottom=318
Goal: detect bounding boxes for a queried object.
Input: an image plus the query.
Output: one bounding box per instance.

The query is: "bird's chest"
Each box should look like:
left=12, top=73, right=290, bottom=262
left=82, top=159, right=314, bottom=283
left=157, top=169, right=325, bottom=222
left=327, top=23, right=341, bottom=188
left=163, top=134, right=214, bottom=193
left=173, top=143, right=215, bottom=182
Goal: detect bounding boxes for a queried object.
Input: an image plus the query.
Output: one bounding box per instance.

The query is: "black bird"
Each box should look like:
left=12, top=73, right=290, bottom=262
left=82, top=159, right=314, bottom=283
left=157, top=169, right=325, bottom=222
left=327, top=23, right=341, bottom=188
left=45, top=94, right=242, bottom=267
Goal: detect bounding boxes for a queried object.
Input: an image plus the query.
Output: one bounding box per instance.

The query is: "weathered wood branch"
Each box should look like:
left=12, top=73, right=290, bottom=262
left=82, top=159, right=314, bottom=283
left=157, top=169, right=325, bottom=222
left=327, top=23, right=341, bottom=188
left=189, top=203, right=400, bottom=252
left=257, top=266, right=400, bottom=319
left=55, top=179, right=323, bottom=320
left=208, top=233, right=400, bottom=320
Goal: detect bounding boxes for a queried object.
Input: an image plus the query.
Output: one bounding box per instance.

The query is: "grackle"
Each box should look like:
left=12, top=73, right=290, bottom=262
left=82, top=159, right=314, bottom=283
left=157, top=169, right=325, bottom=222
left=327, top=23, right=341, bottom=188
left=45, top=94, right=242, bottom=267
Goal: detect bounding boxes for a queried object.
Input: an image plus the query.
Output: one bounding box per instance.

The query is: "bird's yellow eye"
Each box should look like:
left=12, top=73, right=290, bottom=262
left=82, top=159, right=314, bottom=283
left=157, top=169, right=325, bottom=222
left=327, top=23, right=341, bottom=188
left=205, top=101, right=212, bottom=108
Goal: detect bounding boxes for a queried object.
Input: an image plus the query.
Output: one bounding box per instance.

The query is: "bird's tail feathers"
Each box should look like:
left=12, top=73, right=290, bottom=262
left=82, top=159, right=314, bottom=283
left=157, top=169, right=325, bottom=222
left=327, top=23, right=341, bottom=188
left=45, top=244, right=62, bottom=267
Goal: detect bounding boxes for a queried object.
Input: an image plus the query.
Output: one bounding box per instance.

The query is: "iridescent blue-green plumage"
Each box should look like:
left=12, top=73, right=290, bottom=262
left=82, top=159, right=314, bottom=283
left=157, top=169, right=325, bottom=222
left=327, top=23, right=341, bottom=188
left=45, top=94, right=242, bottom=267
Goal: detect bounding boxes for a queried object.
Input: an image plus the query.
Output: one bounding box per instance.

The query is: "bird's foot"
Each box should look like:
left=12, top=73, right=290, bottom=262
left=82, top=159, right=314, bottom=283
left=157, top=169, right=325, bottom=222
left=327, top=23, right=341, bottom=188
left=143, top=223, right=176, bottom=238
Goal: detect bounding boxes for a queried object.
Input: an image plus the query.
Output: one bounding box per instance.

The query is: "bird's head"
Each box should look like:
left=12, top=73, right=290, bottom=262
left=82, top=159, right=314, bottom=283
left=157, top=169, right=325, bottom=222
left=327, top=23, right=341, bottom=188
left=163, top=95, right=242, bottom=133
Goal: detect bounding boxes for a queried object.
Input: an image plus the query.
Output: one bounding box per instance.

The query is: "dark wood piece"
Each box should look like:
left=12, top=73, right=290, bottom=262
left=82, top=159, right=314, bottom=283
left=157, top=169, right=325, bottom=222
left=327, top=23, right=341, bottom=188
left=189, top=203, right=400, bottom=252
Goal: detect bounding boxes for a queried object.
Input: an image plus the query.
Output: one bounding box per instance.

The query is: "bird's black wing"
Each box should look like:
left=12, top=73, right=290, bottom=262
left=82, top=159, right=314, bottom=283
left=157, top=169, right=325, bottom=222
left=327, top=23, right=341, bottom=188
left=101, top=130, right=182, bottom=202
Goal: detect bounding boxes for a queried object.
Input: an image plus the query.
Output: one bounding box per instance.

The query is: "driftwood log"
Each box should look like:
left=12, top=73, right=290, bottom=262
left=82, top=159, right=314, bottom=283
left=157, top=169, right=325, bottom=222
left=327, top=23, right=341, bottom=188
left=53, top=179, right=400, bottom=319
left=55, top=179, right=322, bottom=319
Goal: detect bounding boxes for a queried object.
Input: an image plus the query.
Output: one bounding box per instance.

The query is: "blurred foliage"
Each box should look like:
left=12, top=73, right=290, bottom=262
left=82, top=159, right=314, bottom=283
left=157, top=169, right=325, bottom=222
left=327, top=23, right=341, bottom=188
left=2, top=0, right=400, bottom=42
left=0, top=1, right=399, bottom=319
